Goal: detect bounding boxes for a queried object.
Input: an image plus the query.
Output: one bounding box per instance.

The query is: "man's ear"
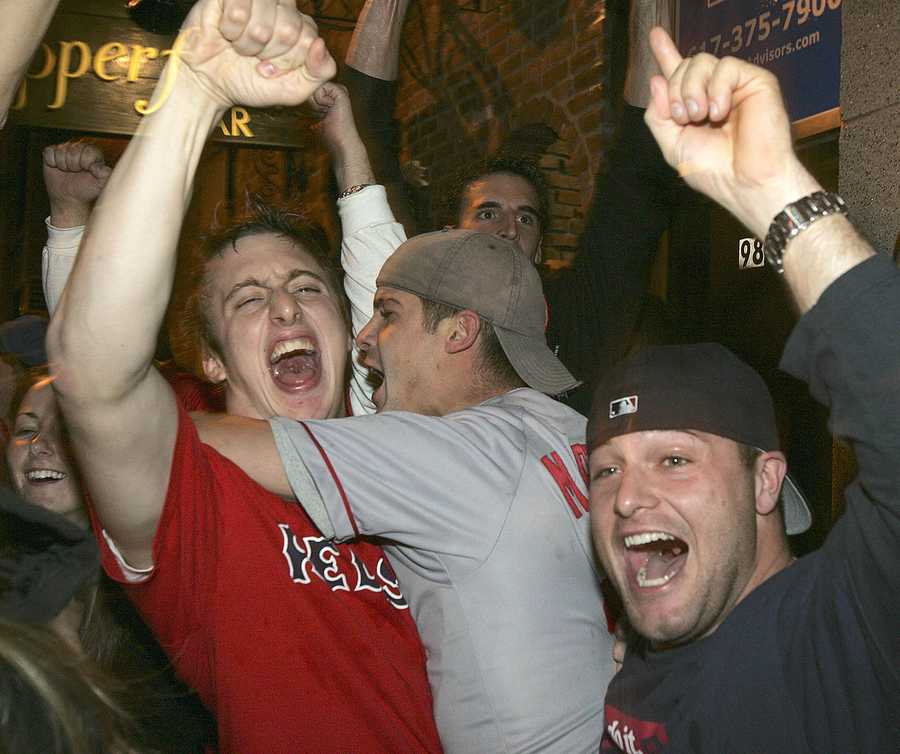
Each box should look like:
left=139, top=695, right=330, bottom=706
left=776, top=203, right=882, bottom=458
left=201, top=345, right=227, bottom=385
left=754, top=451, right=788, bottom=517
left=533, top=233, right=544, bottom=264
left=445, top=309, right=481, bottom=355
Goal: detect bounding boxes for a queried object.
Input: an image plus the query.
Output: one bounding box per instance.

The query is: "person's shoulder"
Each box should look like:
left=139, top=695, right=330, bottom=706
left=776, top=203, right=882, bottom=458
left=468, top=389, right=586, bottom=442
left=495, top=387, right=585, bottom=422
left=172, top=409, right=280, bottom=505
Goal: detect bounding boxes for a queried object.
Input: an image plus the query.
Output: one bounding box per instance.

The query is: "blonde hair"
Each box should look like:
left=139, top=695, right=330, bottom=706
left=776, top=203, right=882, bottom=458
left=0, top=619, right=143, bottom=754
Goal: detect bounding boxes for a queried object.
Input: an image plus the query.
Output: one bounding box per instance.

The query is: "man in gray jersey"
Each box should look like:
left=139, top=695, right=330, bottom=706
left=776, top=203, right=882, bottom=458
left=196, top=228, right=616, bottom=753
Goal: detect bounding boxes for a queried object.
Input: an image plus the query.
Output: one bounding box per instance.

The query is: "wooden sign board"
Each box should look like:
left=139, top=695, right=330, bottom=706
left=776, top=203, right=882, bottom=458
left=8, top=2, right=313, bottom=148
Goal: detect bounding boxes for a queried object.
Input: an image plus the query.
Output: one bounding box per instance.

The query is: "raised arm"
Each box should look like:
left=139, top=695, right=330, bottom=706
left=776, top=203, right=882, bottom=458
left=41, top=142, right=110, bottom=314
left=0, top=0, right=60, bottom=128
left=559, top=1, right=679, bottom=409
left=343, top=0, right=416, bottom=233
left=46, top=0, right=335, bottom=567
left=311, top=82, right=374, bottom=192
left=644, top=28, right=873, bottom=309
left=646, top=26, right=898, bottom=687
left=312, top=81, right=407, bottom=416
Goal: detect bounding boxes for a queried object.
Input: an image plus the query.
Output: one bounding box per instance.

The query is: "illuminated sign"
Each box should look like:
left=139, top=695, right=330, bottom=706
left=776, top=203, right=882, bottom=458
left=677, top=0, right=843, bottom=138
left=8, top=5, right=311, bottom=148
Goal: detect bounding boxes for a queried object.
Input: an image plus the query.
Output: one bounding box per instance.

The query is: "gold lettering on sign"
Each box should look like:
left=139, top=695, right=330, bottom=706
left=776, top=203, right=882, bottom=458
left=218, top=108, right=254, bottom=137
left=126, top=44, right=159, bottom=82
left=50, top=41, right=91, bottom=109
left=12, top=43, right=55, bottom=110
left=31, top=43, right=58, bottom=80
left=93, top=42, right=128, bottom=81
left=11, top=31, right=257, bottom=139
left=134, top=30, right=187, bottom=116
left=231, top=107, right=254, bottom=137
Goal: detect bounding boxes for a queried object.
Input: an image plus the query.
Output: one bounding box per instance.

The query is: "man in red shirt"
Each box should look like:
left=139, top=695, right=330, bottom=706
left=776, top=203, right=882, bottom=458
left=46, top=2, right=440, bottom=751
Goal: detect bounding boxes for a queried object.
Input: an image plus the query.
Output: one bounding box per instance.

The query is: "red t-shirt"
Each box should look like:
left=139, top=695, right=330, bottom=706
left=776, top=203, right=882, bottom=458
left=96, top=405, right=441, bottom=753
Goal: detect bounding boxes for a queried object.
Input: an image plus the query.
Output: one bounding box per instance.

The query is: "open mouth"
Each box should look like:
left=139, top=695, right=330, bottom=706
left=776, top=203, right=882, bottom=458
left=25, top=469, right=68, bottom=484
left=270, top=337, right=320, bottom=390
left=365, top=367, right=384, bottom=390
left=624, top=531, right=689, bottom=589
left=363, top=366, right=385, bottom=406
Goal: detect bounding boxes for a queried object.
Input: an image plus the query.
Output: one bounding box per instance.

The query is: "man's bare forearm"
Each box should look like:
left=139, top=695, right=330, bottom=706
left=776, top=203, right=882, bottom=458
left=345, top=0, right=411, bottom=82
left=193, top=412, right=293, bottom=498
left=332, top=131, right=376, bottom=191
left=0, top=0, right=60, bottom=127
left=44, top=69, right=223, bottom=562
left=624, top=0, right=675, bottom=108
left=314, top=83, right=377, bottom=192
left=44, top=0, right=335, bottom=567
left=781, top=214, right=875, bottom=314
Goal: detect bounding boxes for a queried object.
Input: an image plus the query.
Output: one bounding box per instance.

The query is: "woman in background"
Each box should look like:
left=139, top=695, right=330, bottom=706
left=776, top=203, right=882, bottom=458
left=3, top=370, right=214, bottom=752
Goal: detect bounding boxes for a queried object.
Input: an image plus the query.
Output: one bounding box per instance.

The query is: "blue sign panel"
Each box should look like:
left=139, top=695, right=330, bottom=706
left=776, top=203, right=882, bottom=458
left=677, top=0, right=842, bottom=130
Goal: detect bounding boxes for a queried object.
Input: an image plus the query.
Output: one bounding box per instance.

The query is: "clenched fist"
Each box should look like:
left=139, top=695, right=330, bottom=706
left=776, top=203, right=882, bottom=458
left=176, top=0, right=337, bottom=110
left=43, top=141, right=111, bottom=228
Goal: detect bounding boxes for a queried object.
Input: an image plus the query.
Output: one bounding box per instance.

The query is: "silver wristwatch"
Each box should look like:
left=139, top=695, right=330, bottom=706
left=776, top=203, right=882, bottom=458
left=763, top=191, right=847, bottom=274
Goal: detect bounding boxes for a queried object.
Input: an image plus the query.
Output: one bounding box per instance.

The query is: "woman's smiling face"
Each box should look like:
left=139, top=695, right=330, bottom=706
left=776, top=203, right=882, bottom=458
left=6, top=377, right=86, bottom=528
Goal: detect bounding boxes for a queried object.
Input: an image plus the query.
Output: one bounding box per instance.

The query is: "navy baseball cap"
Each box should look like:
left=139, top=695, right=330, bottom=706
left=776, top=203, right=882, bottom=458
left=588, top=342, right=812, bottom=535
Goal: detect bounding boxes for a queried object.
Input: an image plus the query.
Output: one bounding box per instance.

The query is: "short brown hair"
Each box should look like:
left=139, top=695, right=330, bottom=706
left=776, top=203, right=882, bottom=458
left=419, top=298, right=524, bottom=390
left=737, top=442, right=763, bottom=470
left=195, top=201, right=348, bottom=358
left=445, top=156, right=549, bottom=230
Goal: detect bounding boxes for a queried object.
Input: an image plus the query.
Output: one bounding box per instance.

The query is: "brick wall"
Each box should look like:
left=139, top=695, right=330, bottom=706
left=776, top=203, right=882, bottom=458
left=392, top=0, right=615, bottom=264
left=215, top=1, right=620, bottom=265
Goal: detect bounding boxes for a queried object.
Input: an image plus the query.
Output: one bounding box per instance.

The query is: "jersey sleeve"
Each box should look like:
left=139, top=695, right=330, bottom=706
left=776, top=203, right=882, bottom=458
left=269, top=408, right=523, bottom=557
left=42, top=219, right=84, bottom=315
left=780, top=252, right=900, bottom=677
left=339, top=185, right=407, bottom=417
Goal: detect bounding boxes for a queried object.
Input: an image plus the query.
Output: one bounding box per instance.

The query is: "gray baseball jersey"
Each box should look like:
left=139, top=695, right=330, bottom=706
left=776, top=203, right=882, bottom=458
left=270, top=388, right=614, bottom=754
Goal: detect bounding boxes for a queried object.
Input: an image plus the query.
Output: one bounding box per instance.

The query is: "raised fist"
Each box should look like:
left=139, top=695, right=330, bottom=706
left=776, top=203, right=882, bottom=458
left=310, top=82, right=356, bottom=151
left=177, top=0, right=336, bottom=109
left=644, top=28, right=810, bottom=236
left=42, top=141, right=111, bottom=228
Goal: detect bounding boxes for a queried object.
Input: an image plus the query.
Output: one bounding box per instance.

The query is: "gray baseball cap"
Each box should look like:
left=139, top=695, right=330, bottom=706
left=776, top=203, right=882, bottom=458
left=377, top=229, right=580, bottom=396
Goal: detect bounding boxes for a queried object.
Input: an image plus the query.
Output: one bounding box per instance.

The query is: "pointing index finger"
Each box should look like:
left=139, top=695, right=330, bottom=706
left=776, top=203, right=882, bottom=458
left=649, top=26, right=683, bottom=79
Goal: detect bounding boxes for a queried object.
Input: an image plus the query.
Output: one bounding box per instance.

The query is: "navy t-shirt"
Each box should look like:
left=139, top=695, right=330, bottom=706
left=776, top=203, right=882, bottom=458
left=602, top=255, right=900, bottom=753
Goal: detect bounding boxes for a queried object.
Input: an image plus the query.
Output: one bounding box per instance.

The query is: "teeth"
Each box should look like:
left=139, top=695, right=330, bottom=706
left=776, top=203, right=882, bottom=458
left=624, top=532, right=675, bottom=548
left=26, top=469, right=66, bottom=481
left=636, top=565, right=677, bottom=588
left=271, top=338, right=315, bottom=363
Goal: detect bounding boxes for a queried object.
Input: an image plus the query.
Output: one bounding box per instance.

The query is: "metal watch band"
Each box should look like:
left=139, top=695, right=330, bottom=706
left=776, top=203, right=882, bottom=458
left=763, top=191, right=847, bottom=274
left=336, top=183, right=373, bottom=200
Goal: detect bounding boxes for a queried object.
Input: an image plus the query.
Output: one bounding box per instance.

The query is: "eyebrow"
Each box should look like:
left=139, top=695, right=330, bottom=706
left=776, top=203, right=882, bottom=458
left=224, top=277, right=266, bottom=305
left=224, top=269, right=329, bottom=304
left=473, top=200, right=539, bottom=216
left=373, top=294, right=402, bottom=309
